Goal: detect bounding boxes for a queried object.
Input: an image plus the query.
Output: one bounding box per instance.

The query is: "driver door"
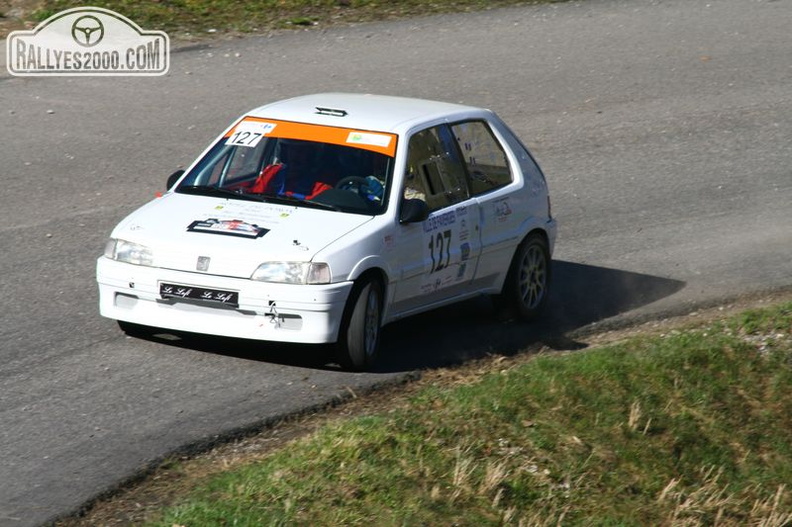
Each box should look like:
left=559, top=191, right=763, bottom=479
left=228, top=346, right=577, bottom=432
left=391, top=124, right=482, bottom=316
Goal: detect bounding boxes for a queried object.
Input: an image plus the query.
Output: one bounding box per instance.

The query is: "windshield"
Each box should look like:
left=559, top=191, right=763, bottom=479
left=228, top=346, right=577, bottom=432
left=176, top=118, right=397, bottom=215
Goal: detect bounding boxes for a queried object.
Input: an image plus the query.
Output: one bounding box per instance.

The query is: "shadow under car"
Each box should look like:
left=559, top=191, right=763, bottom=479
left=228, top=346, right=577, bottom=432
left=120, top=260, right=685, bottom=373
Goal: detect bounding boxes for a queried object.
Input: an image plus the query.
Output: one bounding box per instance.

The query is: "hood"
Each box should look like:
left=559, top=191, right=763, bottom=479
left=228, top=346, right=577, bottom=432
left=111, top=193, right=373, bottom=278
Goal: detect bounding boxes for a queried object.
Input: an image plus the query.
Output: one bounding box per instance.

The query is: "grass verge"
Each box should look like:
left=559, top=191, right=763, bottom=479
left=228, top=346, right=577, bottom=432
left=28, top=0, right=557, bottom=39
left=88, top=301, right=792, bottom=526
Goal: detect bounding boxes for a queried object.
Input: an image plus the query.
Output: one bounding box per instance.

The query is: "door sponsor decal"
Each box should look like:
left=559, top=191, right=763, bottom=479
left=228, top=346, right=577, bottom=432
left=494, top=198, right=512, bottom=222
left=420, top=205, right=473, bottom=293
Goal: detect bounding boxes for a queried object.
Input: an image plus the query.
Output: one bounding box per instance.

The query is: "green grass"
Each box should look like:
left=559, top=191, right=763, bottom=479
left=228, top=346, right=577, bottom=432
left=143, top=302, right=792, bottom=526
left=37, top=0, right=556, bottom=36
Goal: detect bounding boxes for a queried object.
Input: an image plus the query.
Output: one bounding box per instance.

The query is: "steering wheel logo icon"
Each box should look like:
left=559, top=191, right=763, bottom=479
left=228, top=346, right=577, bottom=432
left=71, top=15, right=104, bottom=47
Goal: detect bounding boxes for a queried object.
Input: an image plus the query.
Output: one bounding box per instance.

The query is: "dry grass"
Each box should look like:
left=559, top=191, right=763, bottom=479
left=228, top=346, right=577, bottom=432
left=57, top=295, right=792, bottom=526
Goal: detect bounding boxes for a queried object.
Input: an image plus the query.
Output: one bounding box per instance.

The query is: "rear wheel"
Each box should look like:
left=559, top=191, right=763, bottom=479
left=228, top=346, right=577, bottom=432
left=337, top=277, right=383, bottom=371
left=496, top=233, right=550, bottom=321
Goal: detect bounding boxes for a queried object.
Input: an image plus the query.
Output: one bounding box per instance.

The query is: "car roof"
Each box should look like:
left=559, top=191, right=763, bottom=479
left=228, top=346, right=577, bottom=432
left=246, top=93, right=490, bottom=134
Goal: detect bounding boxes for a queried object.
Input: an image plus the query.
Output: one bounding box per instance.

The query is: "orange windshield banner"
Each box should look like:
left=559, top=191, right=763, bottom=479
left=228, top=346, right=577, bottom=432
left=225, top=117, right=398, bottom=157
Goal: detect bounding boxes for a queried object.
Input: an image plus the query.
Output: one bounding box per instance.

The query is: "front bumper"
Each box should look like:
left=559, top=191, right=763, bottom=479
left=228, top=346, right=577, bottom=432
left=96, top=257, right=353, bottom=344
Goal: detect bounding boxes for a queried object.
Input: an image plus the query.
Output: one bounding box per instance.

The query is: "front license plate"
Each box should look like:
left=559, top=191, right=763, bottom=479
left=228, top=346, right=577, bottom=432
left=160, top=282, right=239, bottom=307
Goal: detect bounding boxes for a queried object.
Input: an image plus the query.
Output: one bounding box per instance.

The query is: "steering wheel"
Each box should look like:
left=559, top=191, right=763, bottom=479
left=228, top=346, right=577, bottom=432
left=335, top=176, right=369, bottom=197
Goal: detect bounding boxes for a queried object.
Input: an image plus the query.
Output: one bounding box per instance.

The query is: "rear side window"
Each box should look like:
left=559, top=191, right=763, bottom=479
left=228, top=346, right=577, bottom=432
left=450, top=120, right=512, bottom=195
left=496, top=123, right=547, bottom=187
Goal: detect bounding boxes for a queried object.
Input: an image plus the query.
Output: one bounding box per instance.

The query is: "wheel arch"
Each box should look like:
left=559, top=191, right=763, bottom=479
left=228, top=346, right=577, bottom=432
left=524, top=227, right=550, bottom=249
left=346, top=257, right=389, bottom=300
left=353, top=266, right=387, bottom=291
left=494, top=227, right=552, bottom=320
left=492, top=227, right=552, bottom=295
left=519, top=228, right=551, bottom=278
left=511, top=227, right=551, bottom=271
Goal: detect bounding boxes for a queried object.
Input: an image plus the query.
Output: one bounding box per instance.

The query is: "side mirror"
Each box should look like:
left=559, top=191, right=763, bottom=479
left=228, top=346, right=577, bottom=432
left=166, top=169, right=185, bottom=190
left=399, top=198, right=429, bottom=224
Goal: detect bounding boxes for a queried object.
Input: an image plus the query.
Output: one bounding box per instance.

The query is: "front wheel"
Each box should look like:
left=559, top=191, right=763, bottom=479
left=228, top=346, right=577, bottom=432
left=495, top=233, right=551, bottom=321
left=337, top=277, right=383, bottom=371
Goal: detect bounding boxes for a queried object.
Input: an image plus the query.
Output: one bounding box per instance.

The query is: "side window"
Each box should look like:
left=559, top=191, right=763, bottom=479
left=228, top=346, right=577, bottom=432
left=497, top=124, right=547, bottom=187
left=451, top=120, right=512, bottom=196
left=404, top=125, right=469, bottom=213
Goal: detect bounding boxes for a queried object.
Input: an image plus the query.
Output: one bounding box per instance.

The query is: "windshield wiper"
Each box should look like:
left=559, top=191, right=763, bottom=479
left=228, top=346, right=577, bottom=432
left=257, top=193, right=340, bottom=212
left=177, top=185, right=267, bottom=202
left=178, top=186, right=340, bottom=211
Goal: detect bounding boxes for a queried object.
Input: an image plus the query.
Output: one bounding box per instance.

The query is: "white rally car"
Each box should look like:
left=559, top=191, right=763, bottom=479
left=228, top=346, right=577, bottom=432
left=97, top=93, right=557, bottom=370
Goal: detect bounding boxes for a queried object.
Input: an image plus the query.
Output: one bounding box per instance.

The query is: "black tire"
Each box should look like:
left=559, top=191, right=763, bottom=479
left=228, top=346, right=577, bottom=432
left=496, top=233, right=551, bottom=321
left=337, top=277, right=383, bottom=371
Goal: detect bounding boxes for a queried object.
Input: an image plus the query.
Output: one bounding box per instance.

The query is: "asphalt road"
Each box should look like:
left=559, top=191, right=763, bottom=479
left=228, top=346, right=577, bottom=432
left=1, top=0, right=791, bottom=524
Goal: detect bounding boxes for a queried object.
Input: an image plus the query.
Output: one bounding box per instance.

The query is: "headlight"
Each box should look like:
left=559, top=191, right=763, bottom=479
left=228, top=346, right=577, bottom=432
left=104, top=238, right=153, bottom=266
left=251, top=262, right=331, bottom=284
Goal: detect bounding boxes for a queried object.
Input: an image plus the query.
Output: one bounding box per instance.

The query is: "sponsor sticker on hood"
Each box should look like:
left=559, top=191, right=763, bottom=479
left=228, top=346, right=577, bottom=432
left=187, top=218, right=268, bottom=239
left=209, top=200, right=293, bottom=225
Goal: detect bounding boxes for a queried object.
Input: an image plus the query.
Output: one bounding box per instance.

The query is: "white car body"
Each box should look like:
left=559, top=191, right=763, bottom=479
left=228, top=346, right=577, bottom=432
left=97, top=93, right=557, bottom=369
